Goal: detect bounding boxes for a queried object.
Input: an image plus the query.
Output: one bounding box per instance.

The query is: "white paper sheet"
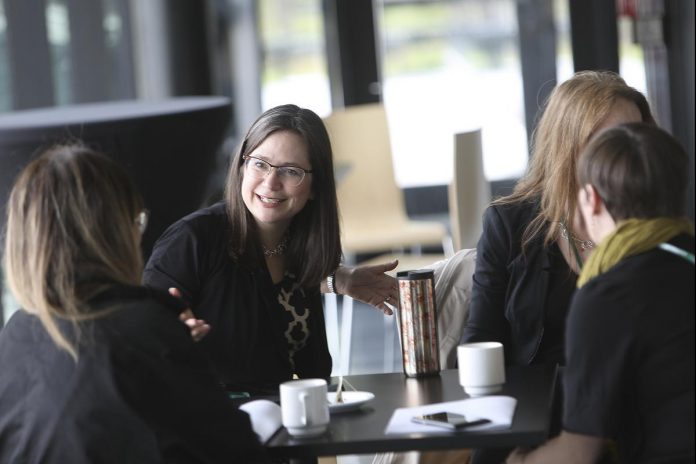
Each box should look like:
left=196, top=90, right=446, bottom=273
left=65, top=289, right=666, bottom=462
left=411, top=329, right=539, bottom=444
left=384, top=395, right=517, bottom=434
left=239, top=399, right=282, bottom=443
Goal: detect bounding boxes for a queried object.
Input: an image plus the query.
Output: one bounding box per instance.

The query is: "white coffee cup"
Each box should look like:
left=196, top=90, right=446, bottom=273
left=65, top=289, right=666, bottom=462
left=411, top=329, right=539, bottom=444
left=280, top=378, right=330, bottom=437
left=457, top=342, right=506, bottom=396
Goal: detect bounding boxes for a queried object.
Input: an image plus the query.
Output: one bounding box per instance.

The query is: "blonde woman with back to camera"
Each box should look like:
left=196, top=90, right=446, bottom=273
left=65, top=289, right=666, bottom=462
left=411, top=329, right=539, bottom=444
left=0, top=145, right=269, bottom=463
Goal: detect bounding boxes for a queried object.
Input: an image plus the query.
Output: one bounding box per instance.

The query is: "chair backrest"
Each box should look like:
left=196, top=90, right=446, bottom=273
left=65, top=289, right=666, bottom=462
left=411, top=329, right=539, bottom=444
left=449, top=129, right=490, bottom=251
left=323, top=103, right=409, bottom=225
left=424, top=248, right=477, bottom=369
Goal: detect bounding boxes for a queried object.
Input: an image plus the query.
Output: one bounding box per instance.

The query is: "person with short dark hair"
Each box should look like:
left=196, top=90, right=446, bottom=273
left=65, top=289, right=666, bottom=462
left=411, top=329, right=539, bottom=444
left=144, top=104, right=399, bottom=396
left=0, top=145, right=268, bottom=463
left=507, top=123, right=694, bottom=463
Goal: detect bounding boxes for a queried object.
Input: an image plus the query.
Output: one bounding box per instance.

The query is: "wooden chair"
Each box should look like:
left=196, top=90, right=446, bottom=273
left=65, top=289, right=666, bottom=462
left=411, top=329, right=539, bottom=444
left=323, top=103, right=449, bottom=260
left=449, top=129, right=490, bottom=251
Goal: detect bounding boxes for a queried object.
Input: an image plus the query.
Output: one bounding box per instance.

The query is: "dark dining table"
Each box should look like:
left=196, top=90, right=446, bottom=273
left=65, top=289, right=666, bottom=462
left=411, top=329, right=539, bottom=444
left=265, top=364, right=558, bottom=463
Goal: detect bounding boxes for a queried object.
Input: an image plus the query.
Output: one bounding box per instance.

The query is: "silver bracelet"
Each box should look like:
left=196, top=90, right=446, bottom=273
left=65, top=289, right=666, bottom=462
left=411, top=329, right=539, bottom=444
left=327, top=272, right=337, bottom=294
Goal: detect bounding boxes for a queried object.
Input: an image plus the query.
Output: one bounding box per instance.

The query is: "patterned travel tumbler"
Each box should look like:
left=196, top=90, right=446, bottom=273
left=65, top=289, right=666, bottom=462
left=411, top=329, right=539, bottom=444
left=396, top=269, right=440, bottom=377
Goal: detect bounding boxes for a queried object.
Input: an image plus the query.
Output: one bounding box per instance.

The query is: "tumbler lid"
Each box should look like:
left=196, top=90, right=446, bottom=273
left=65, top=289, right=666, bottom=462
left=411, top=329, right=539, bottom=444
left=396, top=269, right=434, bottom=280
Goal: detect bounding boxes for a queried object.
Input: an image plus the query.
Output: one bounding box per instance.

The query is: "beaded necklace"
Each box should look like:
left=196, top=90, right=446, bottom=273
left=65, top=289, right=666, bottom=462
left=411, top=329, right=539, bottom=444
left=263, top=234, right=288, bottom=257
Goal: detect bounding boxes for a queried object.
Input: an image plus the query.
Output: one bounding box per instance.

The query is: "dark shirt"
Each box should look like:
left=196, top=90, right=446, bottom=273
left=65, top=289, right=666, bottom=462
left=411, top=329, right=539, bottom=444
left=143, top=202, right=332, bottom=395
left=563, top=234, right=695, bottom=464
left=0, top=284, right=267, bottom=464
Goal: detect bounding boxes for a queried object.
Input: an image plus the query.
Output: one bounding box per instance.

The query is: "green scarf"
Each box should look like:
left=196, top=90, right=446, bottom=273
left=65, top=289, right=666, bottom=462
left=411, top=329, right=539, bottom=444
left=577, top=217, right=695, bottom=288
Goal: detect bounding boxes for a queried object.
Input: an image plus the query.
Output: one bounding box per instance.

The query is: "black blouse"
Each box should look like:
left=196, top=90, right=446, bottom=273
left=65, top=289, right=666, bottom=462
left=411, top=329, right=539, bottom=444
left=143, top=202, right=332, bottom=396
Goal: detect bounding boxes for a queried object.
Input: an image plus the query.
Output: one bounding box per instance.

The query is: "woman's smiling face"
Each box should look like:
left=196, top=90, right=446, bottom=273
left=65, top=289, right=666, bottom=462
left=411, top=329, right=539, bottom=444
left=241, top=130, right=313, bottom=233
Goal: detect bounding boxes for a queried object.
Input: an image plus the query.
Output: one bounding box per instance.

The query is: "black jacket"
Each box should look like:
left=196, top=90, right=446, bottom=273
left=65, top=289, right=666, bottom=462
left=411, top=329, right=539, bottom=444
left=462, top=200, right=560, bottom=365
left=0, top=285, right=268, bottom=464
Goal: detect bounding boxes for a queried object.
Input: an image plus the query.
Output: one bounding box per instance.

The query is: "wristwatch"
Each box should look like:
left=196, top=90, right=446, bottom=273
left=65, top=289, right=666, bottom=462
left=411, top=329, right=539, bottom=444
left=327, top=272, right=338, bottom=294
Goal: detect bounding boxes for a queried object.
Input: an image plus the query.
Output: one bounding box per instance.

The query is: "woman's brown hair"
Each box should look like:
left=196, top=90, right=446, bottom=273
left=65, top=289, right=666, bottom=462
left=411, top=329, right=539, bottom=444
left=498, top=70, right=655, bottom=247
left=224, top=104, right=342, bottom=288
left=4, top=144, right=144, bottom=359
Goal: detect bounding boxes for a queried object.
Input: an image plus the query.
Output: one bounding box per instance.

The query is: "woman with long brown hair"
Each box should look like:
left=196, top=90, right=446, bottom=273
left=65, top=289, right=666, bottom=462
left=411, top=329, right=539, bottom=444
left=463, top=71, right=655, bottom=367
left=144, top=104, right=398, bottom=396
left=0, top=145, right=267, bottom=463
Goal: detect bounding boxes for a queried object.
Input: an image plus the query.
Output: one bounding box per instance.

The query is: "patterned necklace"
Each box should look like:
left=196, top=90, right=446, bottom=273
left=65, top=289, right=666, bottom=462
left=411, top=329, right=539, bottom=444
left=558, top=221, right=595, bottom=251
left=263, top=234, right=288, bottom=257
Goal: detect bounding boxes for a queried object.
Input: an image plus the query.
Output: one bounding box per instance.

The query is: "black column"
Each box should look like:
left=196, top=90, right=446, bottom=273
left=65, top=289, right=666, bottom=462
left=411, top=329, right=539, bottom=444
left=516, top=0, right=557, bottom=147
left=3, top=0, right=54, bottom=109
left=569, top=0, right=619, bottom=72
left=665, top=0, right=695, bottom=220
left=66, top=0, right=109, bottom=103
left=166, top=0, right=213, bottom=96
left=322, top=0, right=381, bottom=107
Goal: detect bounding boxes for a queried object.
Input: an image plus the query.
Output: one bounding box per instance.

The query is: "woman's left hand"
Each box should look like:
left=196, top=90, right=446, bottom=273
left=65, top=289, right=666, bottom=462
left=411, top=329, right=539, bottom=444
left=169, top=287, right=211, bottom=342
left=334, top=260, right=399, bottom=315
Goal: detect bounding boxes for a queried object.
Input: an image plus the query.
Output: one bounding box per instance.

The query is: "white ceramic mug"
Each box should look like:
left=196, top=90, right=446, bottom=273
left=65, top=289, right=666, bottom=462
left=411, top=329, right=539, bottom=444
left=457, top=342, right=506, bottom=396
left=280, top=378, right=330, bottom=437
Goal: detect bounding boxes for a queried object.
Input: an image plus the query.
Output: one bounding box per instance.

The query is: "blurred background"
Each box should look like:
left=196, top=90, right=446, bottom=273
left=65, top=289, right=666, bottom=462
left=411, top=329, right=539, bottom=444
left=1, top=0, right=693, bottom=210
left=0, top=0, right=694, bottom=379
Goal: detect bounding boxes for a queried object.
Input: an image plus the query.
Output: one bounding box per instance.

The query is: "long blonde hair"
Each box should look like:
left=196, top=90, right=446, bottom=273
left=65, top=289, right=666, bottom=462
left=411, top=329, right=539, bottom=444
left=4, top=144, right=144, bottom=359
left=498, top=70, right=655, bottom=248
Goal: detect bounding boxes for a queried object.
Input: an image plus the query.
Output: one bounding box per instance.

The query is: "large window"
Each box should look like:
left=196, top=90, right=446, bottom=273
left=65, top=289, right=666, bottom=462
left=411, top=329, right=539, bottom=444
left=259, top=0, right=331, bottom=116
left=46, top=0, right=72, bottom=105
left=377, top=0, right=528, bottom=187
left=617, top=14, right=647, bottom=94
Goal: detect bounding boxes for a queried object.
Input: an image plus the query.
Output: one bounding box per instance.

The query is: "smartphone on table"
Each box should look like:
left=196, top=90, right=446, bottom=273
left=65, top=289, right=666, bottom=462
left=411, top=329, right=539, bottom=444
left=411, top=412, right=491, bottom=430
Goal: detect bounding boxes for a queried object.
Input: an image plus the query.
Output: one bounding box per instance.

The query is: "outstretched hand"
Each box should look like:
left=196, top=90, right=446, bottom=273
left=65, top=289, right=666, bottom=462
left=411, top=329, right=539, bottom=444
left=169, top=287, right=211, bottom=342
left=335, top=260, right=399, bottom=315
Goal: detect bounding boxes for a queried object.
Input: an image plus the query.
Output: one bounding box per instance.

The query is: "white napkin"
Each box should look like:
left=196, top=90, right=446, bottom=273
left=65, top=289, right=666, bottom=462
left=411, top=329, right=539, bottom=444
left=239, top=399, right=283, bottom=443
left=385, top=395, right=517, bottom=434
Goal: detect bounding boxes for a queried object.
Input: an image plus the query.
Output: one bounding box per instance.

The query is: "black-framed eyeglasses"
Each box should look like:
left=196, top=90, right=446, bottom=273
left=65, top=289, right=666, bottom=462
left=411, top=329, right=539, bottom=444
left=136, top=209, right=150, bottom=235
left=243, top=155, right=313, bottom=187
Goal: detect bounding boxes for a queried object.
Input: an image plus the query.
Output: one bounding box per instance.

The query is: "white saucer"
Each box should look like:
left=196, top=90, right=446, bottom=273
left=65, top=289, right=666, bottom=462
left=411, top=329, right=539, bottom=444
left=327, top=391, right=375, bottom=413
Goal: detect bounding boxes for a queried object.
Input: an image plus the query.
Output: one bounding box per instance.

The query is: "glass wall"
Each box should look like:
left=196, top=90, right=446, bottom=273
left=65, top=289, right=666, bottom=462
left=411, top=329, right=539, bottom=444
left=617, top=13, right=646, bottom=94
left=45, top=0, right=72, bottom=105
left=259, top=0, right=331, bottom=116
left=377, top=0, right=528, bottom=187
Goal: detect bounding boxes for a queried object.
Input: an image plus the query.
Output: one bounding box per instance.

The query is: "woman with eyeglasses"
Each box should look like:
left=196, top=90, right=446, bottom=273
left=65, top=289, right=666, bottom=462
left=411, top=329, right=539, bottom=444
left=143, top=104, right=398, bottom=396
left=0, top=145, right=268, bottom=463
